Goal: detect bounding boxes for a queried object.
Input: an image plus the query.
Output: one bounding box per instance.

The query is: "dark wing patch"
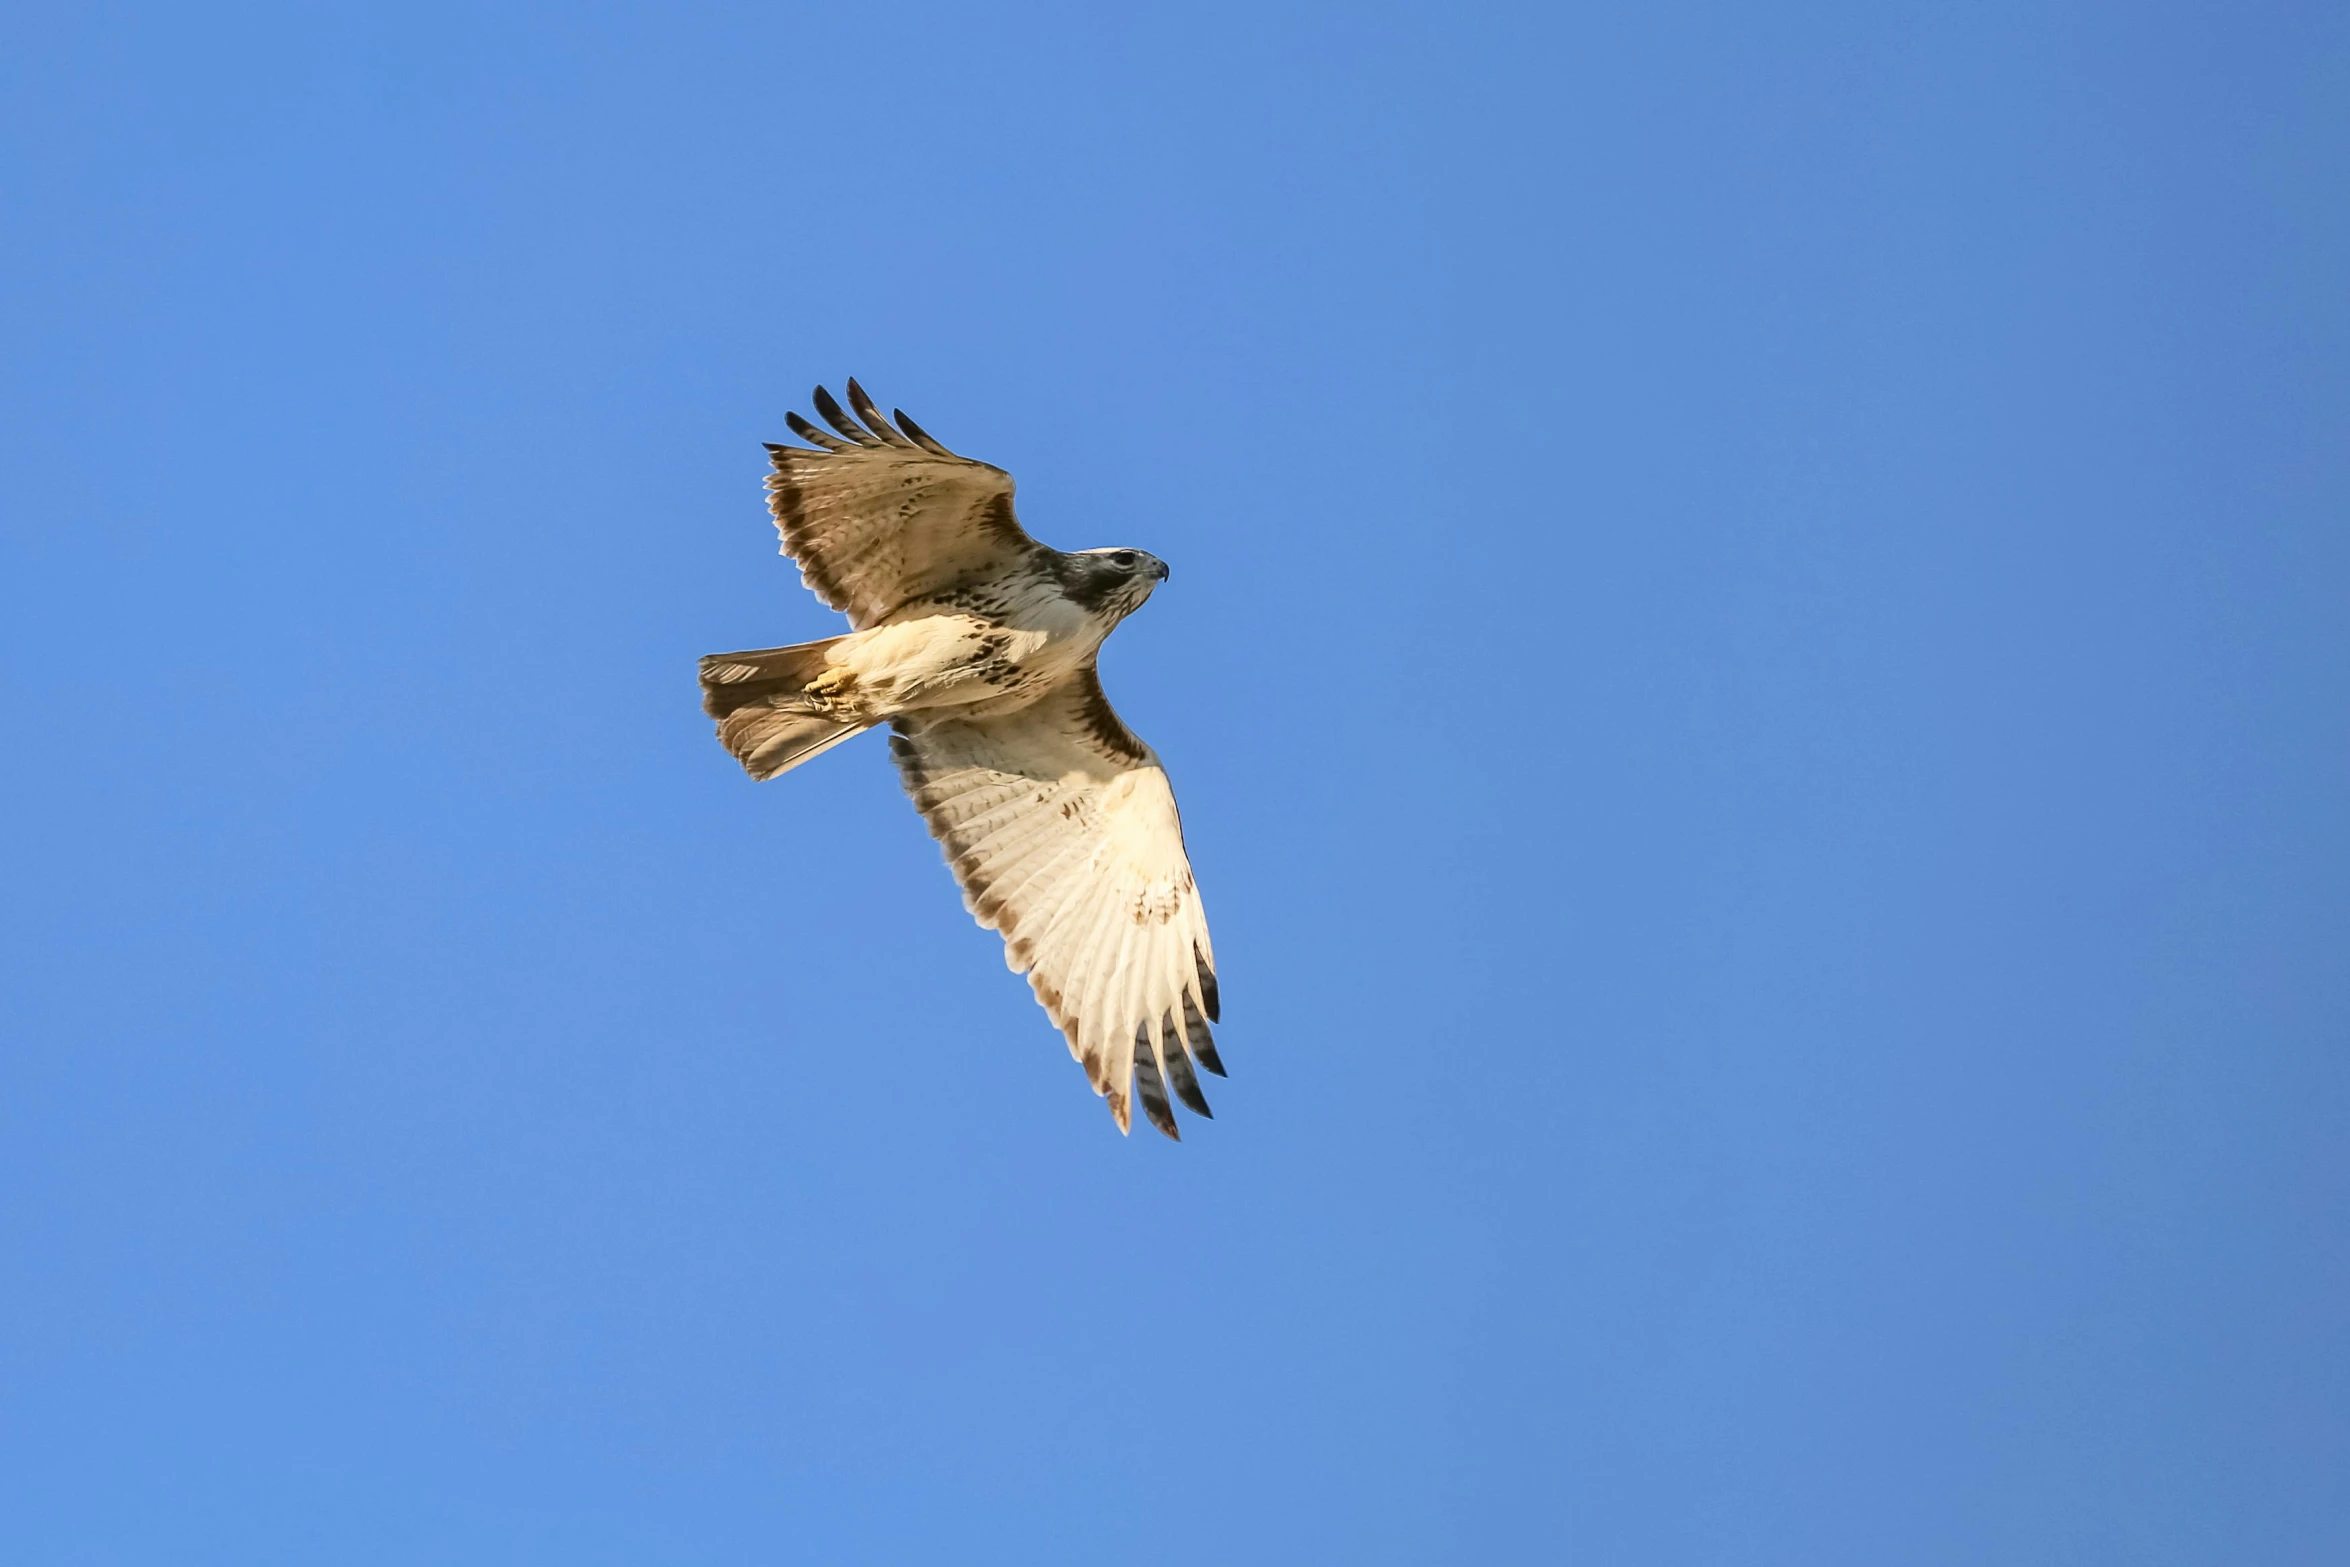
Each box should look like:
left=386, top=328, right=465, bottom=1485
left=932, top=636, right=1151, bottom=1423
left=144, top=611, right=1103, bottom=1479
left=1070, top=667, right=1149, bottom=764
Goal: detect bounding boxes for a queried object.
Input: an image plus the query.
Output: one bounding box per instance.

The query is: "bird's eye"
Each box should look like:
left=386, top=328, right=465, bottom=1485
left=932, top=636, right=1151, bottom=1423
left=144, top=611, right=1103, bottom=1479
left=1110, top=551, right=1138, bottom=568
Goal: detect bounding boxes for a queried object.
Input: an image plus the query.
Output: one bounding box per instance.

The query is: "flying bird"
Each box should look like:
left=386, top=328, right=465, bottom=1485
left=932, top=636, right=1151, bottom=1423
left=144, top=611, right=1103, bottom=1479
left=698, top=380, right=1221, bottom=1140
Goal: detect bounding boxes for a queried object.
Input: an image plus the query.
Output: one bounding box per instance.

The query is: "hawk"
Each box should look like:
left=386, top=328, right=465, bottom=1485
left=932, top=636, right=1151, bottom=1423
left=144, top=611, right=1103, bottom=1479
left=698, top=380, right=1222, bottom=1140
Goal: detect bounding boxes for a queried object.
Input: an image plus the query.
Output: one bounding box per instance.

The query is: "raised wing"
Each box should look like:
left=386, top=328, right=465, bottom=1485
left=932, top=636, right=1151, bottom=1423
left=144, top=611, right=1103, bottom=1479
left=890, top=672, right=1222, bottom=1139
left=766, top=380, right=1041, bottom=629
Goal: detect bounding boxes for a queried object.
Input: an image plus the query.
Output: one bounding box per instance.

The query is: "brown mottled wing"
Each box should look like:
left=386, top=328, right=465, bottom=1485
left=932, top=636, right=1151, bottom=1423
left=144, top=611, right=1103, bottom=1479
left=889, top=670, right=1222, bottom=1140
left=767, top=382, right=1039, bottom=630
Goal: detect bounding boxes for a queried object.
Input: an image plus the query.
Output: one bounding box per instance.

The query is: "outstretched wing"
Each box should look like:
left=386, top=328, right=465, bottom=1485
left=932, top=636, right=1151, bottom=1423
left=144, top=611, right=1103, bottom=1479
left=766, top=380, right=1041, bottom=629
left=890, top=672, right=1223, bottom=1140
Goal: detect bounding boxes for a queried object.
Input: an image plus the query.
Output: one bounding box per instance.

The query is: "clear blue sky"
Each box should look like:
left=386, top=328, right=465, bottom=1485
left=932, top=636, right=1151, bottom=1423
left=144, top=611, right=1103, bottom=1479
left=3, top=3, right=2344, bottom=1562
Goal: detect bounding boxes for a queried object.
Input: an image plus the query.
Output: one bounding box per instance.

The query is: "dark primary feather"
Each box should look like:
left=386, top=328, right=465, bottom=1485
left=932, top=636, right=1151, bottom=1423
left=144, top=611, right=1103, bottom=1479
left=1182, top=991, right=1225, bottom=1076
left=893, top=408, right=957, bottom=458
left=1132, top=1022, right=1181, bottom=1140
left=781, top=412, right=855, bottom=453
left=1161, top=1009, right=1213, bottom=1115
left=845, top=378, right=917, bottom=448
left=810, top=384, right=876, bottom=445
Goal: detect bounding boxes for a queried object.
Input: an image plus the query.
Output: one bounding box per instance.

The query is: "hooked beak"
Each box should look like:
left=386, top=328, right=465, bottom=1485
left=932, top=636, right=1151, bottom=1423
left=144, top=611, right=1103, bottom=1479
left=1152, top=559, right=1171, bottom=582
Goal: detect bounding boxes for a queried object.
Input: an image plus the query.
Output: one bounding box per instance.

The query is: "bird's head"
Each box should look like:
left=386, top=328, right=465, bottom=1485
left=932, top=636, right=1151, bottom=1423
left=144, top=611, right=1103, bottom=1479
left=1064, top=547, right=1170, bottom=620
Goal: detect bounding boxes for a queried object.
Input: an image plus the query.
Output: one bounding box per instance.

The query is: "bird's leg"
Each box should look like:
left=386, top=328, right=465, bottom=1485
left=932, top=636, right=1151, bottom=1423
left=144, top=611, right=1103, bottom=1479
left=804, top=666, right=855, bottom=700
left=799, top=664, right=864, bottom=719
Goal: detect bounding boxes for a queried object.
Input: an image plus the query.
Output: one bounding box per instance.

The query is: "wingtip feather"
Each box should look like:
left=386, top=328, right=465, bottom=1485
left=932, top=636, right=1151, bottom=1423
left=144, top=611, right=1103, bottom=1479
left=894, top=408, right=958, bottom=458
left=810, top=384, right=874, bottom=445
left=782, top=411, right=854, bottom=453
left=845, top=378, right=916, bottom=447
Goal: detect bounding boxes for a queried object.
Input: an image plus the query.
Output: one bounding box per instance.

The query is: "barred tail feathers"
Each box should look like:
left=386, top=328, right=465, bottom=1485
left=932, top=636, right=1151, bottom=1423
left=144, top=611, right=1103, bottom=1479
left=698, top=636, right=869, bottom=781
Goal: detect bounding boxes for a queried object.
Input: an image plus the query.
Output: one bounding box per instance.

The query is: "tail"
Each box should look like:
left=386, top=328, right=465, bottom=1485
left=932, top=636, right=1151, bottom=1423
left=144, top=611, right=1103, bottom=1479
left=697, top=636, right=871, bottom=781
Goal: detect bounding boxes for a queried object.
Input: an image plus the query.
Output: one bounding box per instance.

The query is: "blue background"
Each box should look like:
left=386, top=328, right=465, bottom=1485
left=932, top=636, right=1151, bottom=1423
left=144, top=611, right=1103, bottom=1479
left=3, top=3, right=2344, bottom=1561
